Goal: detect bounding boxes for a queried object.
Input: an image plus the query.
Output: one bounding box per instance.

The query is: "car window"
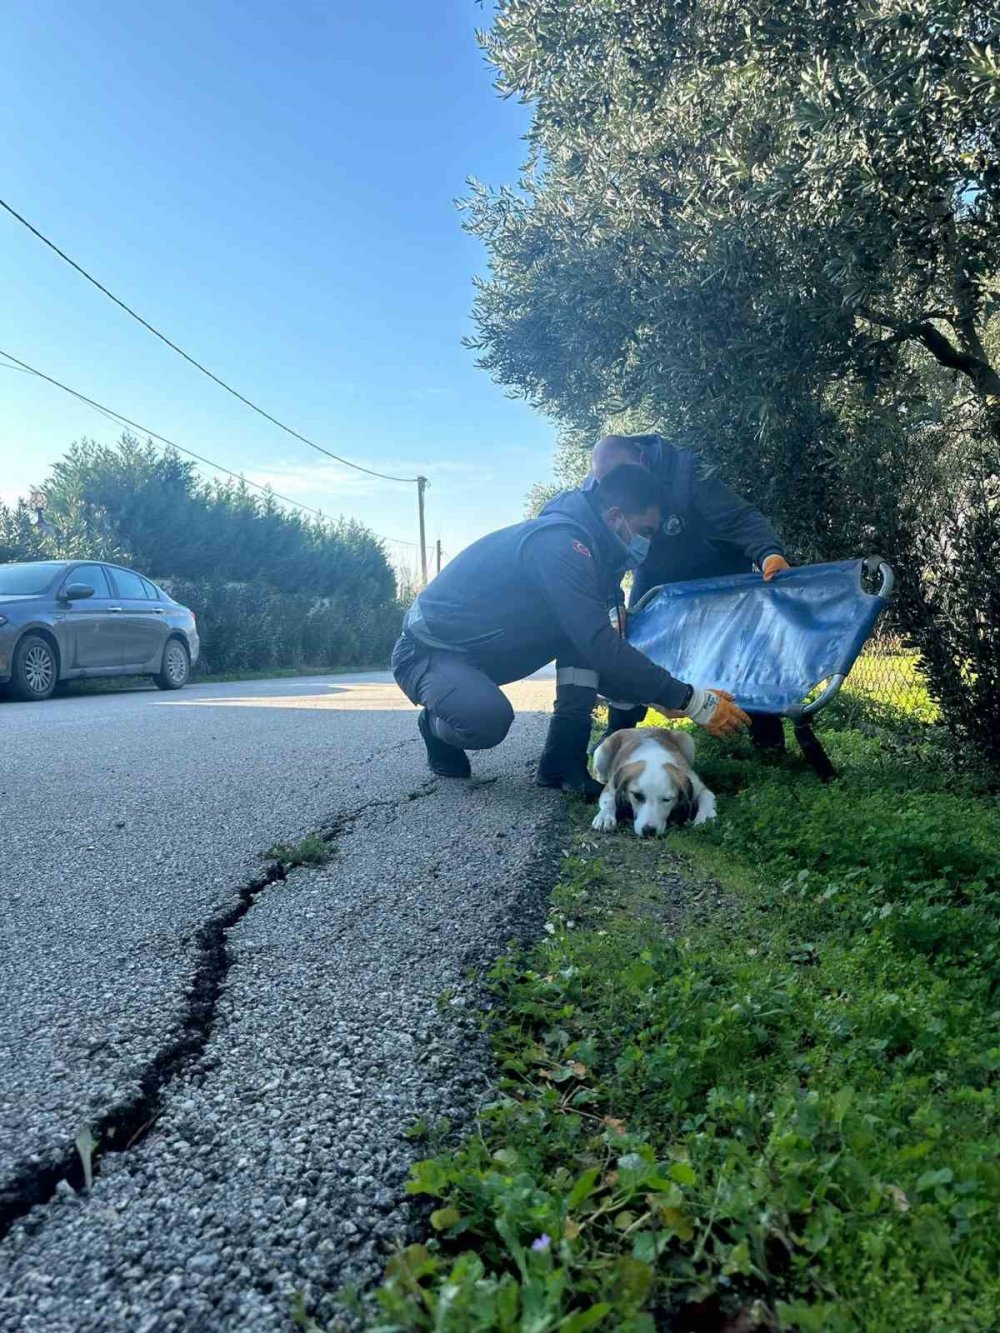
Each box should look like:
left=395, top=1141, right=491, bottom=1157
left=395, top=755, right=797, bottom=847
left=63, top=564, right=112, bottom=598
left=109, top=567, right=149, bottom=599
left=0, top=561, right=67, bottom=595
left=140, top=576, right=159, bottom=600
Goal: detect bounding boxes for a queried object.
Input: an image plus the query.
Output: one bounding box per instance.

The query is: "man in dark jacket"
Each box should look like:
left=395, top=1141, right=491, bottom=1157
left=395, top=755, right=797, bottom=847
left=535, top=434, right=791, bottom=796
left=392, top=464, right=750, bottom=778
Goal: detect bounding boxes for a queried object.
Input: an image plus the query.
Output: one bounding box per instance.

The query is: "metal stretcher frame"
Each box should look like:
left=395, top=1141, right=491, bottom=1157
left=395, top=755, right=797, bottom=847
left=628, top=556, right=895, bottom=781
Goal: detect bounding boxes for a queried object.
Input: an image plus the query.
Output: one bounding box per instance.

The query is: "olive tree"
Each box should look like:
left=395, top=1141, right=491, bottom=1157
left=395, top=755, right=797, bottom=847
left=470, top=0, right=1000, bottom=435
left=468, top=0, right=1000, bottom=761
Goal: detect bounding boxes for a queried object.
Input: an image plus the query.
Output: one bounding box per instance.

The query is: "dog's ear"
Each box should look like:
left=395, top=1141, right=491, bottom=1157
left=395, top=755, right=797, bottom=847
left=612, top=760, right=645, bottom=810
left=600, top=729, right=632, bottom=764
left=666, top=730, right=696, bottom=768
left=665, top=763, right=697, bottom=825
left=593, top=728, right=636, bottom=782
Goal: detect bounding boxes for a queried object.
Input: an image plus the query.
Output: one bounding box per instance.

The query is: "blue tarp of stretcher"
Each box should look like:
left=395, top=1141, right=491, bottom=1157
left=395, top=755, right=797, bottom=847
left=626, top=558, right=892, bottom=716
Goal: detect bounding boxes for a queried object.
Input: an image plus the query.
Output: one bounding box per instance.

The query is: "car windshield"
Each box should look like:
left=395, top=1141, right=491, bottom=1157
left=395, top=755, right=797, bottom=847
left=0, top=562, right=65, bottom=596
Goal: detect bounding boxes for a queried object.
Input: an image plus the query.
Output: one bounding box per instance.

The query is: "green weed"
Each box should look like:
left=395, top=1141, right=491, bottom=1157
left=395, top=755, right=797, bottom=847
left=264, top=834, right=335, bottom=868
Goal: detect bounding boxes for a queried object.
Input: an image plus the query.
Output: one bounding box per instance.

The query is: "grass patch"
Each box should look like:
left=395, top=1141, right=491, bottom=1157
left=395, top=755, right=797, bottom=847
left=374, top=721, right=1000, bottom=1332
left=263, top=834, right=334, bottom=868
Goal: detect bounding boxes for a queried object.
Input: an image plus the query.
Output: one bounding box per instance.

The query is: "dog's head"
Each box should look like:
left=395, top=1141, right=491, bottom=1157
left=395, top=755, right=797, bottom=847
left=612, top=754, right=695, bottom=838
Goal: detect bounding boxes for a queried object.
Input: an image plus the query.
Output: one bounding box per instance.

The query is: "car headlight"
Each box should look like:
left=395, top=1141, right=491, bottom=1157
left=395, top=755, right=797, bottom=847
left=0, top=615, right=7, bottom=628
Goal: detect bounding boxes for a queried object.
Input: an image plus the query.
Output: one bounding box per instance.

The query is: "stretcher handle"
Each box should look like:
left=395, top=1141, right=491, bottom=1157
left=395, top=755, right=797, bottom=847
left=631, top=584, right=666, bottom=614
left=632, top=556, right=895, bottom=616
left=863, top=555, right=894, bottom=600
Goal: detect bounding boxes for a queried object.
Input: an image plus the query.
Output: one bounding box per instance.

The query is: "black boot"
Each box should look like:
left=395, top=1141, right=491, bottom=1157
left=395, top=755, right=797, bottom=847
left=418, top=708, right=471, bottom=778
left=536, top=714, right=604, bottom=800
left=749, top=712, right=786, bottom=753
left=602, top=704, right=647, bottom=742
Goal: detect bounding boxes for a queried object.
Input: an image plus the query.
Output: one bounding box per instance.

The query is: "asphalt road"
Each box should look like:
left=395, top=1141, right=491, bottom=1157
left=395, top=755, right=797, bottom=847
left=0, top=670, right=563, bottom=1330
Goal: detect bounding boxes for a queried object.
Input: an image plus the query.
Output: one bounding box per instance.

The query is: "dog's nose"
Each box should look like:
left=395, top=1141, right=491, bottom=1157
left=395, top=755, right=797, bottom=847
left=640, top=825, right=657, bottom=839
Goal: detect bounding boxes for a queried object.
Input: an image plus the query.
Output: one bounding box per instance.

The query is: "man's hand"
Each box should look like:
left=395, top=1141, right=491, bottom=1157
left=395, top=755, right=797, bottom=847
left=762, top=554, right=791, bottom=581
left=683, top=687, right=752, bottom=737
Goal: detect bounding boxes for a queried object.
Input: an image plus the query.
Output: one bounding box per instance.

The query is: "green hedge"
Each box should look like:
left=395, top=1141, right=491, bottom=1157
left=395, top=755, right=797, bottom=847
left=162, top=578, right=402, bottom=676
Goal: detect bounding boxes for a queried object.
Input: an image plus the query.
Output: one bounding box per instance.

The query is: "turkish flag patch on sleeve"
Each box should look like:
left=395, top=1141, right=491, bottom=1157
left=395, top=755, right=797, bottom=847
left=572, top=539, right=592, bottom=558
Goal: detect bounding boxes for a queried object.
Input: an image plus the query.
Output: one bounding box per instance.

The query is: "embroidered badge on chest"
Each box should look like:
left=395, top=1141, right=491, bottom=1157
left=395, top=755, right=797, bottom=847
left=662, top=514, right=685, bottom=537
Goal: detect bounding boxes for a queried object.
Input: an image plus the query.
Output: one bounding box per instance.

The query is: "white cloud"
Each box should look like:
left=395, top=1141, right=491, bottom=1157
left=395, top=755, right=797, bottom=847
left=244, top=456, right=496, bottom=504
left=244, top=459, right=389, bottom=502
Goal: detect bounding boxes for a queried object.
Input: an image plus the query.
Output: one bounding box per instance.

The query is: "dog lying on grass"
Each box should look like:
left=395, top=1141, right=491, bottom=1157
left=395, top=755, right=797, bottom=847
left=590, top=727, right=717, bottom=838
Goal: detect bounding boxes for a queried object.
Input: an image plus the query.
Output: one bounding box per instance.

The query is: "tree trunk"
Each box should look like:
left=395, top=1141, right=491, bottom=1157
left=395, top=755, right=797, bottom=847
left=905, top=322, right=1000, bottom=449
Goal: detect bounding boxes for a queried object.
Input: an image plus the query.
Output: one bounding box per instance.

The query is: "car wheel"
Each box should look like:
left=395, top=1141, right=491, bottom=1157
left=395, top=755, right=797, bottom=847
left=155, top=638, right=190, bottom=690
left=10, top=634, right=58, bottom=701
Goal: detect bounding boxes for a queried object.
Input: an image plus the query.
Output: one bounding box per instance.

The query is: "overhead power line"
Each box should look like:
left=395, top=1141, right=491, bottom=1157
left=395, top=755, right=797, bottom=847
left=0, top=196, right=419, bottom=484
left=0, top=346, right=417, bottom=549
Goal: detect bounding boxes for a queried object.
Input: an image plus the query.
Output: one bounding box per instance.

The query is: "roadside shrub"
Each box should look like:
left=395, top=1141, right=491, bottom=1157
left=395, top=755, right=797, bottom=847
left=895, top=472, right=1000, bottom=774
left=162, top=578, right=401, bottom=675
left=2, top=434, right=405, bottom=680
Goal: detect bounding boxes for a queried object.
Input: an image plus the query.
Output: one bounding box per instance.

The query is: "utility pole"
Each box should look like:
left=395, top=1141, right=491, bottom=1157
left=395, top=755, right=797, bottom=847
left=416, top=476, right=428, bottom=586
left=435, top=539, right=442, bottom=576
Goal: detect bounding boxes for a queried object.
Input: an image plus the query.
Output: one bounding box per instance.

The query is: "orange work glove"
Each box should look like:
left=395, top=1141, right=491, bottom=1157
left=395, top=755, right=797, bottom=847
left=683, top=687, right=752, bottom=737
left=762, top=554, right=791, bottom=581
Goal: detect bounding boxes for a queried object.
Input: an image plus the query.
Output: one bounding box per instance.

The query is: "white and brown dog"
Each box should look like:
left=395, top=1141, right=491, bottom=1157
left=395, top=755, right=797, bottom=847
left=590, top=728, right=717, bottom=838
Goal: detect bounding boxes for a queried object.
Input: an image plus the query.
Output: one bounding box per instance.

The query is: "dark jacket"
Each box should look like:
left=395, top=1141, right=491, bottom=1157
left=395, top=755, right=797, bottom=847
left=403, top=489, right=691, bottom=710
left=582, top=439, right=784, bottom=599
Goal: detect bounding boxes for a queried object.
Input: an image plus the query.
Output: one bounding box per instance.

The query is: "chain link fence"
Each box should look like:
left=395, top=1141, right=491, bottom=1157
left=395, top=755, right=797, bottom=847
left=832, top=618, right=938, bottom=724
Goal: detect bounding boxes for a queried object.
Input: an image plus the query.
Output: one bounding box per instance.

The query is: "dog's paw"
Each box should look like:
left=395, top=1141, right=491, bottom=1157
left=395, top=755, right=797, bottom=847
left=692, top=796, right=718, bottom=825
left=591, top=809, right=617, bottom=833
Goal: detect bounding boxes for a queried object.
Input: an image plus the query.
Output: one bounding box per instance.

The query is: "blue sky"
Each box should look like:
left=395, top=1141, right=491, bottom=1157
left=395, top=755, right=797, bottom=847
left=0, top=0, right=558, bottom=569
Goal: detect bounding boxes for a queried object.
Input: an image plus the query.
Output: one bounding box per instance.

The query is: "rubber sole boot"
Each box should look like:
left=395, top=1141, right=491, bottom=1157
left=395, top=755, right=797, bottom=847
left=749, top=712, right=786, bottom=753
left=535, top=714, right=604, bottom=801
left=537, top=769, right=605, bottom=800
left=418, top=707, right=471, bottom=778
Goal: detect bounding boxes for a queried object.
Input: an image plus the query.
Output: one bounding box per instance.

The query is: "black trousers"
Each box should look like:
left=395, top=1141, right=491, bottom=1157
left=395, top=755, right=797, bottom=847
left=391, top=633, right=515, bottom=751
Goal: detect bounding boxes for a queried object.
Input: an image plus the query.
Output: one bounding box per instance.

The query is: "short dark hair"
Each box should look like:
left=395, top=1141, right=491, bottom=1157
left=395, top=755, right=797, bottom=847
left=593, top=463, right=666, bottom=516
left=596, top=432, right=663, bottom=455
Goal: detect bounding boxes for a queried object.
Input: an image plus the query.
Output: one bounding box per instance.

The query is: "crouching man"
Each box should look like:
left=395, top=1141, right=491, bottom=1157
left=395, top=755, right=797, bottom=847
left=537, top=433, right=792, bottom=796
left=392, top=464, right=750, bottom=779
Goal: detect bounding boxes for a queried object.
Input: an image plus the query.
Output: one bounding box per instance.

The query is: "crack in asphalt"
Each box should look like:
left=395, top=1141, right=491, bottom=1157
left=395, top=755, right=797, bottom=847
left=0, top=861, right=287, bottom=1242
left=0, top=782, right=437, bottom=1244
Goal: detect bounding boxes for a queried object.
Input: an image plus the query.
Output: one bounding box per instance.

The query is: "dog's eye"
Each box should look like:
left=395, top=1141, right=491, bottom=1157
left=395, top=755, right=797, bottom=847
left=632, top=791, right=644, bottom=802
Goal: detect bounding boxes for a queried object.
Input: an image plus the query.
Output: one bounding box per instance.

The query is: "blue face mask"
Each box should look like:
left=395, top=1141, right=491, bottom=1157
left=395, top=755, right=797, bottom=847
left=615, top=518, right=651, bottom=569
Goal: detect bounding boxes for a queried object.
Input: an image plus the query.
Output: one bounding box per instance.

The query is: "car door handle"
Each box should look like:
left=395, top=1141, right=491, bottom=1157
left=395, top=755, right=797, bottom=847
left=152, top=607, right=165, bottom=614
left=109, top=606, right=123, bottom=613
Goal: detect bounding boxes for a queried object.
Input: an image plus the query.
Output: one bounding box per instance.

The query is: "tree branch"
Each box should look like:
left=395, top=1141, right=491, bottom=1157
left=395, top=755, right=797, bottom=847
left=911, top=321, right=1000, bottom=396
left=853, top=309, right=1000, bottom=397
left=940, top=209, right=991, bottom=366
left=858, top=307, right=952, bottom=331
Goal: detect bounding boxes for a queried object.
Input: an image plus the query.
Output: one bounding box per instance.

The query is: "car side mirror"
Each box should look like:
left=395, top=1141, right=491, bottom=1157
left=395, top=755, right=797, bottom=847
left=63, top=583, right=95, bottom=601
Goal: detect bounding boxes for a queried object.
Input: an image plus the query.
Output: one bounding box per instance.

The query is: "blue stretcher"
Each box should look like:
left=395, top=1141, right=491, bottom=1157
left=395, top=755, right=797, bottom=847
left=626, top=557, right=895, bottom=779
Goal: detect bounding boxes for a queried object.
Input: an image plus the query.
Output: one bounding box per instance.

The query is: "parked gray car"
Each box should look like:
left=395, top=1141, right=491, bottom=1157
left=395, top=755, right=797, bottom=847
left=0, top=560, right=200, bottom=701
